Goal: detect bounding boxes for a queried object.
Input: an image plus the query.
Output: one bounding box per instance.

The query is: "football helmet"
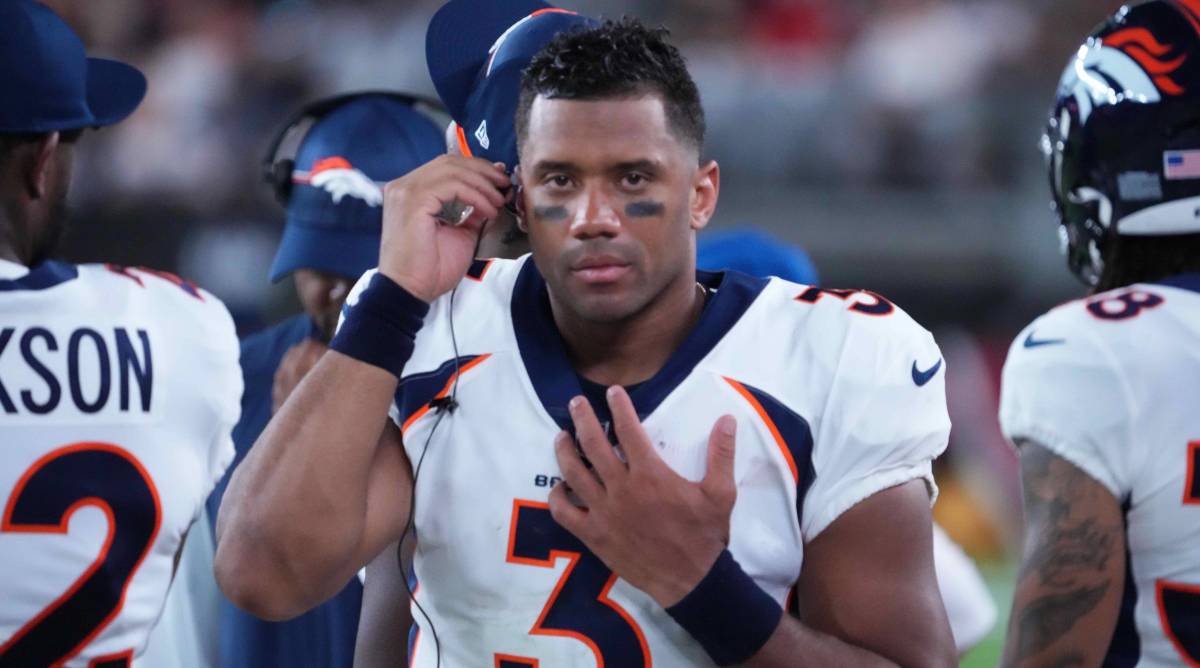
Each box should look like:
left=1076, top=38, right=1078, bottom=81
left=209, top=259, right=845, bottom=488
left=1045, top=0, right=1200, bottom=285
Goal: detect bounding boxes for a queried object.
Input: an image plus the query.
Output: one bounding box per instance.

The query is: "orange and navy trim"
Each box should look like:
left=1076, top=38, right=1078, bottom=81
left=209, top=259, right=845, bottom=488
left=724, top=378, right=815, bottom=518
left=467, top=259, right=495, bottom=282
left=1186, top=441, right=1200, bottom=504
left=494, top=654, right=539, bottom=668
left=1157, top=578, right=1200, bottom=664
left=89, top=649, right=135, bottom=668
left=396, top=354, right=492, bottom=434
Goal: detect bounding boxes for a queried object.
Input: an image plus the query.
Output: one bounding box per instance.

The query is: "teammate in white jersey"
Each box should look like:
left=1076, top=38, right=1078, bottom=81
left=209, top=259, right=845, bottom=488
left=217, top=16, right=956, bottom=667
left=0, top=2, right=242, bottom=665
left=1000, top=2, right=1200, bottom=665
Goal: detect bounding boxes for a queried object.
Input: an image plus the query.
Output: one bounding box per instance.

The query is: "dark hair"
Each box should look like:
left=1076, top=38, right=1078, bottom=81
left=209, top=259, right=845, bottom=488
left=1093, top=232, right=1200, bottom=292
left=515, top=17, right=705, bottom=157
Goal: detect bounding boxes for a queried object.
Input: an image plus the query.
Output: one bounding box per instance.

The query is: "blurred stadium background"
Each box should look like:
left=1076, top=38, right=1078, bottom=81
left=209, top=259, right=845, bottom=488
left=42, top=0, right=1122, bottom=664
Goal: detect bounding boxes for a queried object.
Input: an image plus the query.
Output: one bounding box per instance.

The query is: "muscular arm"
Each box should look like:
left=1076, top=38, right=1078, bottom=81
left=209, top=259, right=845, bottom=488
left=1001, top=441, right=1125, bottom=667
left=354, top=539, right=415, bottom=668
left=748, top=480, right=955, bottom=668
left=214, top=353, right=412, bottom=620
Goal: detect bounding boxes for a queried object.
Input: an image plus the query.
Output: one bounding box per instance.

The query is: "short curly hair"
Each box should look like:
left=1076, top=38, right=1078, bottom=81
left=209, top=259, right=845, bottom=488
left=515, top=17, right=705, bottom=157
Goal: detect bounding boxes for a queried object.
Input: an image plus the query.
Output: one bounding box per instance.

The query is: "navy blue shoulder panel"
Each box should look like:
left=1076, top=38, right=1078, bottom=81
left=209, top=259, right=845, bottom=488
left=1155, top=272, right=1200, bottom=296
left=729, top=380, right=815, bottom=522
left=512, top=261, right=769, bottom=430
left=0, top=260, right=78, bottom=292
left=394, top=355, right=482, bottom=429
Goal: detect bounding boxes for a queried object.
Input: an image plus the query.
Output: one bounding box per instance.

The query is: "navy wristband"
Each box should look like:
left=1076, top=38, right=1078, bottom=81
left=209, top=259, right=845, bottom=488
left=666, top=550, right=784, bottom=666
left=330, top=272, right=429, bottom=378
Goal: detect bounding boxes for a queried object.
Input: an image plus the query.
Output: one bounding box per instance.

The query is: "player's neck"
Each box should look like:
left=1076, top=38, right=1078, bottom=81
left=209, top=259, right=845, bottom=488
left=0, top=210, right=22, bottom=265
left=551, top=271, right=705, bottom=388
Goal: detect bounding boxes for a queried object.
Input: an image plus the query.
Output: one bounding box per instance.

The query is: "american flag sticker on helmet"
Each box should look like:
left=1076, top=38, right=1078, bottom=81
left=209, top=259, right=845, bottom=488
left=1164, top=150, right=1200, bottom=179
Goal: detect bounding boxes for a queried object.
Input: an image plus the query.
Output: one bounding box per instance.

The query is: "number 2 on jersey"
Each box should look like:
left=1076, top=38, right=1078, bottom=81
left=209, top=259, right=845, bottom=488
left=0, top=443, right=161, bottom=667
left=1159, top=440, right=1200, bottom=665
left=501, top=500, right=651, bottom=667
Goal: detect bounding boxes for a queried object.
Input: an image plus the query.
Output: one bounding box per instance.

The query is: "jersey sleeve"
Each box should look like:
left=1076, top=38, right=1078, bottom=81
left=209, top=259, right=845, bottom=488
left=802, top=310, right=951, bottom=540
left=194, top=289, right=243, bottom=500
left=999, top=315, right=1134, bottom=498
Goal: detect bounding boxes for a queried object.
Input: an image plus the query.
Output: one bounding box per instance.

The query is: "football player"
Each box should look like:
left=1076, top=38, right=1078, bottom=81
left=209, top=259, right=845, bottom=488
left=217, top=13, right=956, bottom=667
left=0, top=2, right=241, bottom=665
left=351, top=6, right=584, bottom=666
left=207, top=92, right=445, bottom=668
left=1000, top=1, right=1200, bottom=665
left=698, top=227, right=998, bottom=655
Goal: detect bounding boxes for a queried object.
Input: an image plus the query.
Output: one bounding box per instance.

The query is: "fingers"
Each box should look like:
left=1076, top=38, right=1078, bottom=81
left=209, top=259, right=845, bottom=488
left=553, top=431, right=605, bottom=506
left=605, top=386, right=659, bottom=470
left=568, top=396, right=627, bottom=483
left=452, top=155, right=511, bottom=188
left=547, top=480, right=588, bottom=534
left=441, top=164, right=508, bottom=209
left=699, top=415, right=737, bottom=507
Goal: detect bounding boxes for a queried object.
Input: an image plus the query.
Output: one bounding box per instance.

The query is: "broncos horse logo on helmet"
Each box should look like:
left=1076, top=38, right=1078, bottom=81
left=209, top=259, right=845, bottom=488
left=1045, top=0, right=1200, bottom=285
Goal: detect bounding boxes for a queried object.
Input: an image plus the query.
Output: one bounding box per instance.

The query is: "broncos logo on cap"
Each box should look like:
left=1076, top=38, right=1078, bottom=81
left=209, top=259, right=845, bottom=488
left=292, top=156, right=384, bottom=207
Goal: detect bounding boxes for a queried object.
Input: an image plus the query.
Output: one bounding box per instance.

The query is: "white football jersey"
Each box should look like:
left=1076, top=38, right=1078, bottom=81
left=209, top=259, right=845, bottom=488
left=347, top=255, right=950, bottom=667
left=0, top=260, right=241, bottom=667
left=1000, top=274, right=1200, bottom=666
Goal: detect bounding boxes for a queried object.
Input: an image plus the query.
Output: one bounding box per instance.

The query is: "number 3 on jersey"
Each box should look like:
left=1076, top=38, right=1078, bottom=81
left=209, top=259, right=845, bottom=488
left=0, top=443, right=160, bottom=667
left=1159, top=440, right=1200, bottom=664
left=501, top=500, right=651, bottom=667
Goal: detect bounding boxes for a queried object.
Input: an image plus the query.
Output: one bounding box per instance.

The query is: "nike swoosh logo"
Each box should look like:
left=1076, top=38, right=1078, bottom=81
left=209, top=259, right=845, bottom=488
left=1023, top=332, right=1066, bottom=349
left=911, top=359, right=942, bottom=387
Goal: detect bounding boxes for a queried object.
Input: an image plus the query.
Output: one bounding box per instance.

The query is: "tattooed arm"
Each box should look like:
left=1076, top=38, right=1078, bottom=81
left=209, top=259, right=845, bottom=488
left=1001, top=441, right=1126, bottom=668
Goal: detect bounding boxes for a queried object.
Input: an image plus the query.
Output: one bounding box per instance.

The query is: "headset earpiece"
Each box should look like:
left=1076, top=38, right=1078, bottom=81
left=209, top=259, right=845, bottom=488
left=271, top=158, right=295, bottom=205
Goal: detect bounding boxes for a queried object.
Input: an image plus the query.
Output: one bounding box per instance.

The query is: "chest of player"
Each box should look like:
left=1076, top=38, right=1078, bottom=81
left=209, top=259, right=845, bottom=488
left=396, top=351, right=808, bottom=660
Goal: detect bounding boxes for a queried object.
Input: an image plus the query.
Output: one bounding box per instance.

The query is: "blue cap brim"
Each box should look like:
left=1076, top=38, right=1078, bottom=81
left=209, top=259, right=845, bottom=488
left=426, top=0, right=550, bottom=125
left=269, top=223, right=380, bottom=283
left=85, top=57, right=147, bottom=128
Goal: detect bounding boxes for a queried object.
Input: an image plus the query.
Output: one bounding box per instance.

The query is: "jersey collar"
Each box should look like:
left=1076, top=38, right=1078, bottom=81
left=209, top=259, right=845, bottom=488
left=511, top=259, right=768, bottom=431
left=1154, top=272, right=1200, bottom=296
left=0, top=259, right=77, bottom=291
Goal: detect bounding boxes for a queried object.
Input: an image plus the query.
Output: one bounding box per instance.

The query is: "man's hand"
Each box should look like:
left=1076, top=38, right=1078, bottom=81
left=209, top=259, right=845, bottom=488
left=272, top=338, right=328, bottom=414
left=378, top=154, right=510, bottom=302
left=548, top=385, right=738, bottom=608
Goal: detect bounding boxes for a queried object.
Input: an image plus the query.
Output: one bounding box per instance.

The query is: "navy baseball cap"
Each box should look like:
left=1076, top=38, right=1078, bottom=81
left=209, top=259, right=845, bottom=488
left=269, top=95, right=444, bottom=282
left=426, top=0, right=598, bottom=171
left=0, top=0, right=146, bottom=133
left=698, top=228, right=820, bottom=285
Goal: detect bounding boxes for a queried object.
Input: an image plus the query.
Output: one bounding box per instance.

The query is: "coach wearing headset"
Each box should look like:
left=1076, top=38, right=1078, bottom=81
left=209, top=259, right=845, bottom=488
left=207, top=92, right=444, bottom=667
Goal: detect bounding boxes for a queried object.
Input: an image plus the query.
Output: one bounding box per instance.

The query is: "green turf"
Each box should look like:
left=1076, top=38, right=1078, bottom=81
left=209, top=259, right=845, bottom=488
left=960, top=560, right=1016, bottom=668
